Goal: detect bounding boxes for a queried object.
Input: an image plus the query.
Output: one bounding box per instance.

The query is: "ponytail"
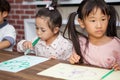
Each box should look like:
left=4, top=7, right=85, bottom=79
left=63, top=12, right=83, bottom=63
left=50, top=0, right=58, bottom=9
left=107, top=5, right=119, bottom=37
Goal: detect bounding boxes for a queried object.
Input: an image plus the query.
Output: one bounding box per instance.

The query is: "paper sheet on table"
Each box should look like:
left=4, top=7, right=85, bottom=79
left=37, top=63, right=120, bottom=80
left=0, top=55, right=49, bottom=72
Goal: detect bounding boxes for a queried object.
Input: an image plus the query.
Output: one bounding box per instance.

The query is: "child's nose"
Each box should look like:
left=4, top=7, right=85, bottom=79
left=37, top=30, right=42, bottom=35
left=96, top=21, right=102, bottom=28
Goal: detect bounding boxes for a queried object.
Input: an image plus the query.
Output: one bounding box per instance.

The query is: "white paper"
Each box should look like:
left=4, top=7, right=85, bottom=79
left=0, top=55, right=49, bottom=72
left=37, top=63, right=120, bottom=80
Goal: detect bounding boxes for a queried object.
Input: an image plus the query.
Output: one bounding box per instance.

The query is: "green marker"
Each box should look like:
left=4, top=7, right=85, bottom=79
left=24, top=37, right=40, bottom=55
left=101, top=69, right=114, bottom=80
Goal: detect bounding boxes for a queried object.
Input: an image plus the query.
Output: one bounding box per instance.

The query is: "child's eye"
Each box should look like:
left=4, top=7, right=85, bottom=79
left=41, top=29, right=46, bottom=32
left=101, top=18, right=106, bottom=21
left=36, top=27, right=39, bottom=30
left=90, top=20, right=96, bottom=22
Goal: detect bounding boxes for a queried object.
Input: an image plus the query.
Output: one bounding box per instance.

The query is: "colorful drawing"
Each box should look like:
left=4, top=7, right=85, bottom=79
left=0, top=55, right=49, bottom=72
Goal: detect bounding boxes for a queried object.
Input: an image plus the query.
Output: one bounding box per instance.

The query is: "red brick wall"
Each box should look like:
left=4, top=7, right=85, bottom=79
left=7, top=0, right=37, bottom=51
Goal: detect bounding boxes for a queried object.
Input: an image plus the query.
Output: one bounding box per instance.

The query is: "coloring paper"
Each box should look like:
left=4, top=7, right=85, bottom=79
left=0, top=55, right=49, bottom=72
left=37, top=63, right=120, bottom=80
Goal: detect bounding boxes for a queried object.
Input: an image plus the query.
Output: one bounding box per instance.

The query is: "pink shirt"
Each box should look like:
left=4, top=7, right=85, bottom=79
left=79, top=37, right=120, bottom=68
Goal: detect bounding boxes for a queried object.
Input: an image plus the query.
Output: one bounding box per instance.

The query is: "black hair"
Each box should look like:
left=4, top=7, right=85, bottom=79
left=35, top=0, right=62, bottom=32
left=0, top=0, right=11, bottom=13
left=77, top=0, right=119, bottom=37
left=107, top=5, right=119, bottom=36
left=63, top=0, right=119, bottom=63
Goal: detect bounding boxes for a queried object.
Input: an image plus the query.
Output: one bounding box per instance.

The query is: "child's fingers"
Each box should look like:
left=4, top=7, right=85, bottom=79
left=73, top=55, right=80, bottom=63
left=50, top=55, right=56, bottom=59
left=23, top=41, right=32, bottom=49
left=69, top=53, right=80, bottom=64
left=28, top=43, right=33, bottom=49
left=112, top=63, right=120, bottom=71
left=69, top=56, right=74, bottom=64
left=69, top=56, right=76, bottom=64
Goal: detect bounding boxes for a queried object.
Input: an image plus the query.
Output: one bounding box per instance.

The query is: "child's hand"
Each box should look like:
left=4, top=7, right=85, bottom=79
left=23, top=41, right=33, bottom=50
left=112, top=50, right=120, bottom=70
left=69, top=52, right=80, bottom=64
left=50, top=55, right=57, bottom=59
left=112, top=63, right=120, bottom=71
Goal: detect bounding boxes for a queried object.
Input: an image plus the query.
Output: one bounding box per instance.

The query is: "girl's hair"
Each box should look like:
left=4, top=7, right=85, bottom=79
left=0, top=0, right=11, bottom=13
left=63, top=0, right=119, bottom=63
left=36, top=0, right=62, bottom=32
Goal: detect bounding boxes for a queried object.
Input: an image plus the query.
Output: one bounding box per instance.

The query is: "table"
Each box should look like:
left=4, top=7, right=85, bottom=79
left=0, top=50, right=64, bottom=80
left=0, top=50, right=120, bottom=80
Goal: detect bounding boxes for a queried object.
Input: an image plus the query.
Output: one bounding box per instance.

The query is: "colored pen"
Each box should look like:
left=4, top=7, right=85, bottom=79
left=101, top=69, right=114, bottom=80
left=24, top=37, right=40, bottom=55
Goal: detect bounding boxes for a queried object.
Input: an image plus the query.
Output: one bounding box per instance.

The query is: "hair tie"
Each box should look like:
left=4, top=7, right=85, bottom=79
left=45, top=4, right=54, bottom=10
left=76, top=11, right=78, bottom=14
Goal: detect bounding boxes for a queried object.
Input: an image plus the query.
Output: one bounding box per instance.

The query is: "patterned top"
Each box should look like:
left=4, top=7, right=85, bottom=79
left=79, top=37, right=120, bottom=68
left=17, top=33, right=73, bottom=61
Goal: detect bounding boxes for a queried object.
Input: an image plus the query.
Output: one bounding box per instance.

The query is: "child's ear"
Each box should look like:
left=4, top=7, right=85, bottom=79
left=78, top=18, right=85, bottom=29
left=2, top=11, right=8, bottom=18
left=53, top=27, right=60, bottom=34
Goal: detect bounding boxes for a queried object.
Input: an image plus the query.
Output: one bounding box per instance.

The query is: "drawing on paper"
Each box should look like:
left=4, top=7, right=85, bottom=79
left=37, top=63, right=120, bottom=80
left=0, top=55, right=49, bottom=72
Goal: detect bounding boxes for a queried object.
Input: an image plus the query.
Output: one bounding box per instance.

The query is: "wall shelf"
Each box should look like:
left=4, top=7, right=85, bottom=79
left=23, top=0, right=120, bottom=6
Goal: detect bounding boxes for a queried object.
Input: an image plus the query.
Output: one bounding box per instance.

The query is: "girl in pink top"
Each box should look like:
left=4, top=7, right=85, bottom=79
left=63, top=0, right=120, bottom=70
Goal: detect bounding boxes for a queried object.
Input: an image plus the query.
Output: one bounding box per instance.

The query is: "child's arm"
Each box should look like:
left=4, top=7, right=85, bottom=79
left=105, top=51, right=120, bottom=70
left=0, top=40, right=11, bottom=49
left=17, top=37, right=39, bottom=52
left=112, top=51, right=120, bottom=70
left=17, top=40, right=33, bottom=52
left=0, top=25, right=16, bottom=51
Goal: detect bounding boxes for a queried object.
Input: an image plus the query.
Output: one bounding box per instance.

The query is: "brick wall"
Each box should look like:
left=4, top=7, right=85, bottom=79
left=7, top=0, right=37, bottom=51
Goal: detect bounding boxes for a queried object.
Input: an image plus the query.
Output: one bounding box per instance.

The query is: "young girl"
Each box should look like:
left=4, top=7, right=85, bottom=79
left=63, top=0, right=120, bottom=70
left=17, top=0, right=72, bottom=60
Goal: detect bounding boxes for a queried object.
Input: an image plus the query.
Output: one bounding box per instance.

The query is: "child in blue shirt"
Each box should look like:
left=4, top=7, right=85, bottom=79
left=0, top=0, right=16, bottom=51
